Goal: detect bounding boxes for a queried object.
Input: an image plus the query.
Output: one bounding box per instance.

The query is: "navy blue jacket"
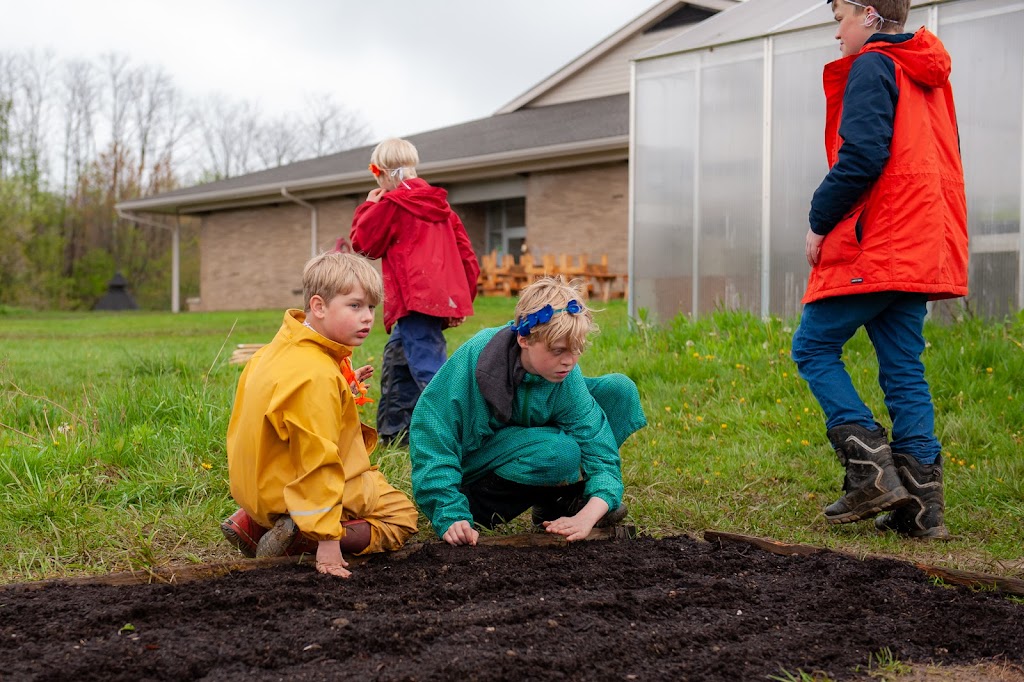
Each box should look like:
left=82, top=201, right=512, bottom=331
left=809, top=33, right=913, bottom=235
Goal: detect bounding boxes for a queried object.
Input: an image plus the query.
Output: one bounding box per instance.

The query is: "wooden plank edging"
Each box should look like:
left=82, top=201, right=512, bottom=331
left=704, top=530, right=1024, bottom=597
left=0, top=525, right=635, bottom=592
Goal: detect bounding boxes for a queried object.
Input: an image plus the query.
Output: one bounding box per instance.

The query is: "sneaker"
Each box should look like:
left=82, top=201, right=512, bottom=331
left=256, top=516, right=299, bottom=558
left=221, top=508, right=267, bottom=558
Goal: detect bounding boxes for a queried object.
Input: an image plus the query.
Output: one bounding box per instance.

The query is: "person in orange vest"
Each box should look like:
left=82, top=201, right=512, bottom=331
left=791, top=0, right=968, bottom=540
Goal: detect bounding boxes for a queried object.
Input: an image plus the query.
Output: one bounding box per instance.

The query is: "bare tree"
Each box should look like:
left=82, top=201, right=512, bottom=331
left=10, top=49, right=56, bottom=182
left=197, top=95, right=261, bottom=180
left=256, top=115, right=302, bottom=169
left=302, top=92, right=371, bottom=158
left=60, top=59, right=99, bottom=199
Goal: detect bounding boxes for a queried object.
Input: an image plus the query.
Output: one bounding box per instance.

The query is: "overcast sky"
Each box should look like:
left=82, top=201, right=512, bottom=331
left=1, top=0, right=659, bottom=140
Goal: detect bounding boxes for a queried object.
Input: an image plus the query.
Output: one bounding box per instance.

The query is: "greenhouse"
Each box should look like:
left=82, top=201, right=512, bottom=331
left=629, top=0, right=1023, bottom=322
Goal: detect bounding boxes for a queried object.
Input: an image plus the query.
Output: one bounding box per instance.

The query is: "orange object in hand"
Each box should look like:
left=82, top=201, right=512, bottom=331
left=340, top=357, right=373, bottom=405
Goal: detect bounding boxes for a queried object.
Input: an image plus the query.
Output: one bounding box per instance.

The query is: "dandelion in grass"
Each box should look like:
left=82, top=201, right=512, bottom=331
left=695, top=416, right=704, bottom=423
left=986, top=367, right=993, bottom=374
left=776, top=398, right=782, bottom=404
left=653, top=460, right=660, bottom=467
left=664, top=406, right=672, bottom=412
left=201, top=462, right=213, bottom=470
left=782, top=372, right=788, bottom=378
left=720, top=423, right=727, bottom=430
left=800, top=439, right=810, bottom=446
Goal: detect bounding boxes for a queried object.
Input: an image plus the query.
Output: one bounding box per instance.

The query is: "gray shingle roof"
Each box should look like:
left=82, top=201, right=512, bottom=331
left=119, top=94, right=629, bottom=213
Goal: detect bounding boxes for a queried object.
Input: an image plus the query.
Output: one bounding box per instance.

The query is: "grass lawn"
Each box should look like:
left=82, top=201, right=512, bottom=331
left=1, top=299, right=1022, bottom=584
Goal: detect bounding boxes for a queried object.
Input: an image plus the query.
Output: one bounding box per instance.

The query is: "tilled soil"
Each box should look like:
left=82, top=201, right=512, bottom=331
left=1, top=535, right=1022, bottom=681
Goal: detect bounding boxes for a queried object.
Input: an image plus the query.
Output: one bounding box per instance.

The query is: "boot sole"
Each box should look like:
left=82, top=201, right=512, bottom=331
left=255, top=518, right=299, bottom=558
left=825, top=486, right=911, bottom=525
left=221, top=524, right=257, bottom=558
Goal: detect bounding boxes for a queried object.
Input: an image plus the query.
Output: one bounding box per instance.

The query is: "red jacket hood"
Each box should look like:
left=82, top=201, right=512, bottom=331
left=380, top=177, right=453, bottom=222
left=864, top=28, right=951, bottom=89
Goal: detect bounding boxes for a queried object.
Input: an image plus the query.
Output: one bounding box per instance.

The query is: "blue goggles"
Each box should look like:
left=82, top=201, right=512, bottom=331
left=509, top=300, right=583, bottom=337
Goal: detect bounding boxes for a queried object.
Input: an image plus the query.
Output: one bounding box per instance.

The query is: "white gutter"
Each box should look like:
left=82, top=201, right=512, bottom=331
left=280, top=188, right=319, bottom=259
left=116, top=208, right=180, bottom=313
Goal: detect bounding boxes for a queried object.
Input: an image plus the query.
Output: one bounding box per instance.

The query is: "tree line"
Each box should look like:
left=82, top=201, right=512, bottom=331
left=0, top=50, right=371, bottom=310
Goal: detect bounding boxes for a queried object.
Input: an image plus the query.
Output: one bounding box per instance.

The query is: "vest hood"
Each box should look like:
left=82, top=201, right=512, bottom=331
left=865, top=28, right=951, bottom=89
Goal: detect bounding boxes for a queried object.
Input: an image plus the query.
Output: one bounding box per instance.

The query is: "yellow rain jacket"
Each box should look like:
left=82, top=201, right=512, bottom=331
left=227, top=310, right=395, bottom=542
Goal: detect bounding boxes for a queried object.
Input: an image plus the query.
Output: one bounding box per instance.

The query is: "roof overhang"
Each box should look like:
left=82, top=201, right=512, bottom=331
left=116, top=135, right=629, bottom=216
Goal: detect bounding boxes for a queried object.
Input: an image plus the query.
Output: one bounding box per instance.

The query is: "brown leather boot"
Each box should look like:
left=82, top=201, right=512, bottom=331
left=824, top=424, right=910, bottom=524
left=875, top=453, right=950, bottom=540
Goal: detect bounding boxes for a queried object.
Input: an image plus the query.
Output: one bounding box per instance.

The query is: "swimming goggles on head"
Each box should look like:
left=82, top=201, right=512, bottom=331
left=509, top=300, right=583, bottom=337
left=368, top=163, right=411, bottom=188
left=827, top=0, right=893, bottom=29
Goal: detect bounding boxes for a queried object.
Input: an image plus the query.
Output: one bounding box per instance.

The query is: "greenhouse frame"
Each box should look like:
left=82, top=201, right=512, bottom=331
left=629, top=0, right=1024, bottom=322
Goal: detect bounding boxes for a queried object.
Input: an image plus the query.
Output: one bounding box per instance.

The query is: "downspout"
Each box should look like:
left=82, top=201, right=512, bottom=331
left=280, top=188, right=319, bottom=259
left=116, top=208, right=180, bottom=313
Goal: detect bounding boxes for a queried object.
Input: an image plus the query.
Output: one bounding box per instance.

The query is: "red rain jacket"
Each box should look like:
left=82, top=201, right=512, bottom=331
left=804, top=28, right=968, bottom=304
left=350, top=178, right=480, bottom=332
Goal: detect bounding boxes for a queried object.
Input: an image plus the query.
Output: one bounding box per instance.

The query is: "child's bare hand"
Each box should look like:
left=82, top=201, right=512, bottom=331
left=353, top=364, right=373, bottom=382
left=316, top=540, right=352, bottom=579
left=542, top=515, right=596, bottom=542
left=805, top=229, right=825, bottom=267
left=442, top=520, right=479, bottom=546
left=366, top=188, right=386, bottom=203
left=447, top=317, right=465, bottom=329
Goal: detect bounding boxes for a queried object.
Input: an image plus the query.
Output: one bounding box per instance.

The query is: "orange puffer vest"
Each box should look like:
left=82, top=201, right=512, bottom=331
left=803, top=28, right=968, bottom=304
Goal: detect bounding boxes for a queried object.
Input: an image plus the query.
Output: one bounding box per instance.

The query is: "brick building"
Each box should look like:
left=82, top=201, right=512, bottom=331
left=117, top=1, right=735, bottom=312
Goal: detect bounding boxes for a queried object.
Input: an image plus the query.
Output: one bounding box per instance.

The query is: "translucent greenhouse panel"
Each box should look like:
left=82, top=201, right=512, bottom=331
left=697, top=48, right=763, bottom=315
left=769, top=33, right=834, bottom=319
left=633, top=59, right=698, bottom=324
left=940, top=0, right=1024, bottom=316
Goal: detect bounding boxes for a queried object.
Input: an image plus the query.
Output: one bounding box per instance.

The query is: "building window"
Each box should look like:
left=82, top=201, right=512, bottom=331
left=485, top=198, right=527, bottom=263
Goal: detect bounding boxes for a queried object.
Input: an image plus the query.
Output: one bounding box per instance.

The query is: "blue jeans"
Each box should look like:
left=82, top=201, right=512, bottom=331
left=377, top=312, right=448, bottom=441
left=791, top=292, right=940, bottom=464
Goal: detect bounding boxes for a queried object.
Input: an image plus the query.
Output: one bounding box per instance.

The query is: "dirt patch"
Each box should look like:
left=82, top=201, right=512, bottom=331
left=1, top=535, right=1022, bottom=681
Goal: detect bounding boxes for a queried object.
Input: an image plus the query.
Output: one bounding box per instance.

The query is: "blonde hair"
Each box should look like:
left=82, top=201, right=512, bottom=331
left=834, top=0, right=910, bottom=31
left=302, top=251, right=383, bottom=311
left=370, top=138, right=420, bottom=179
left=513, top=277, right=596, bottom=354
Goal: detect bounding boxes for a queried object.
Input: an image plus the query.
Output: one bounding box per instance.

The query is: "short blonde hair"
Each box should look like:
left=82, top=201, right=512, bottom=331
left=302, top=251, right=383, bottom=311
left=833, top=0, right=910, bottom=31
left=513, top=277, right=596, bottom=354
left=370, top=138, right=419, bottom=178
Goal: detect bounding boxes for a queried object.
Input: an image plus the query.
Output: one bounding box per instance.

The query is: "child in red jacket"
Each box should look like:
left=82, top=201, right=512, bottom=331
left=350, top=138, right=480, bottom=446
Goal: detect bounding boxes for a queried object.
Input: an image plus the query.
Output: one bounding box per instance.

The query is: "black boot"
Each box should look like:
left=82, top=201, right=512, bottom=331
left=875, top=453, right=950, bottom=540
left=824, top=424, right=910, bottom=524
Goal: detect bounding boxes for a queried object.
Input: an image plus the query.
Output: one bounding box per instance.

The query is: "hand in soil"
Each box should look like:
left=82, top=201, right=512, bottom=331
left=316, top=540, right=352, bottom=578
left=442, top=520, right=479, bottom=546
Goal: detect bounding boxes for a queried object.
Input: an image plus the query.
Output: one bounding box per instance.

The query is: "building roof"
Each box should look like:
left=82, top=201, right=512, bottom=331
left=497, top=0, right=739, bottom=113
left=118, top=94, right=629, bottom=215
left=636, top=0, right=939, bottom=60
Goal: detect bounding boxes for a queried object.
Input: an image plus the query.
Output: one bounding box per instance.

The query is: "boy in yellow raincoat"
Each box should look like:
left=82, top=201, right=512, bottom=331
left=221, top=252, right=418, bottom=578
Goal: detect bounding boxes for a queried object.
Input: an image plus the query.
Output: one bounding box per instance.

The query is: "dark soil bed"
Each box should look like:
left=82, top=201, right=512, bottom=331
left=1, top=535, right=1022, bottom=681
